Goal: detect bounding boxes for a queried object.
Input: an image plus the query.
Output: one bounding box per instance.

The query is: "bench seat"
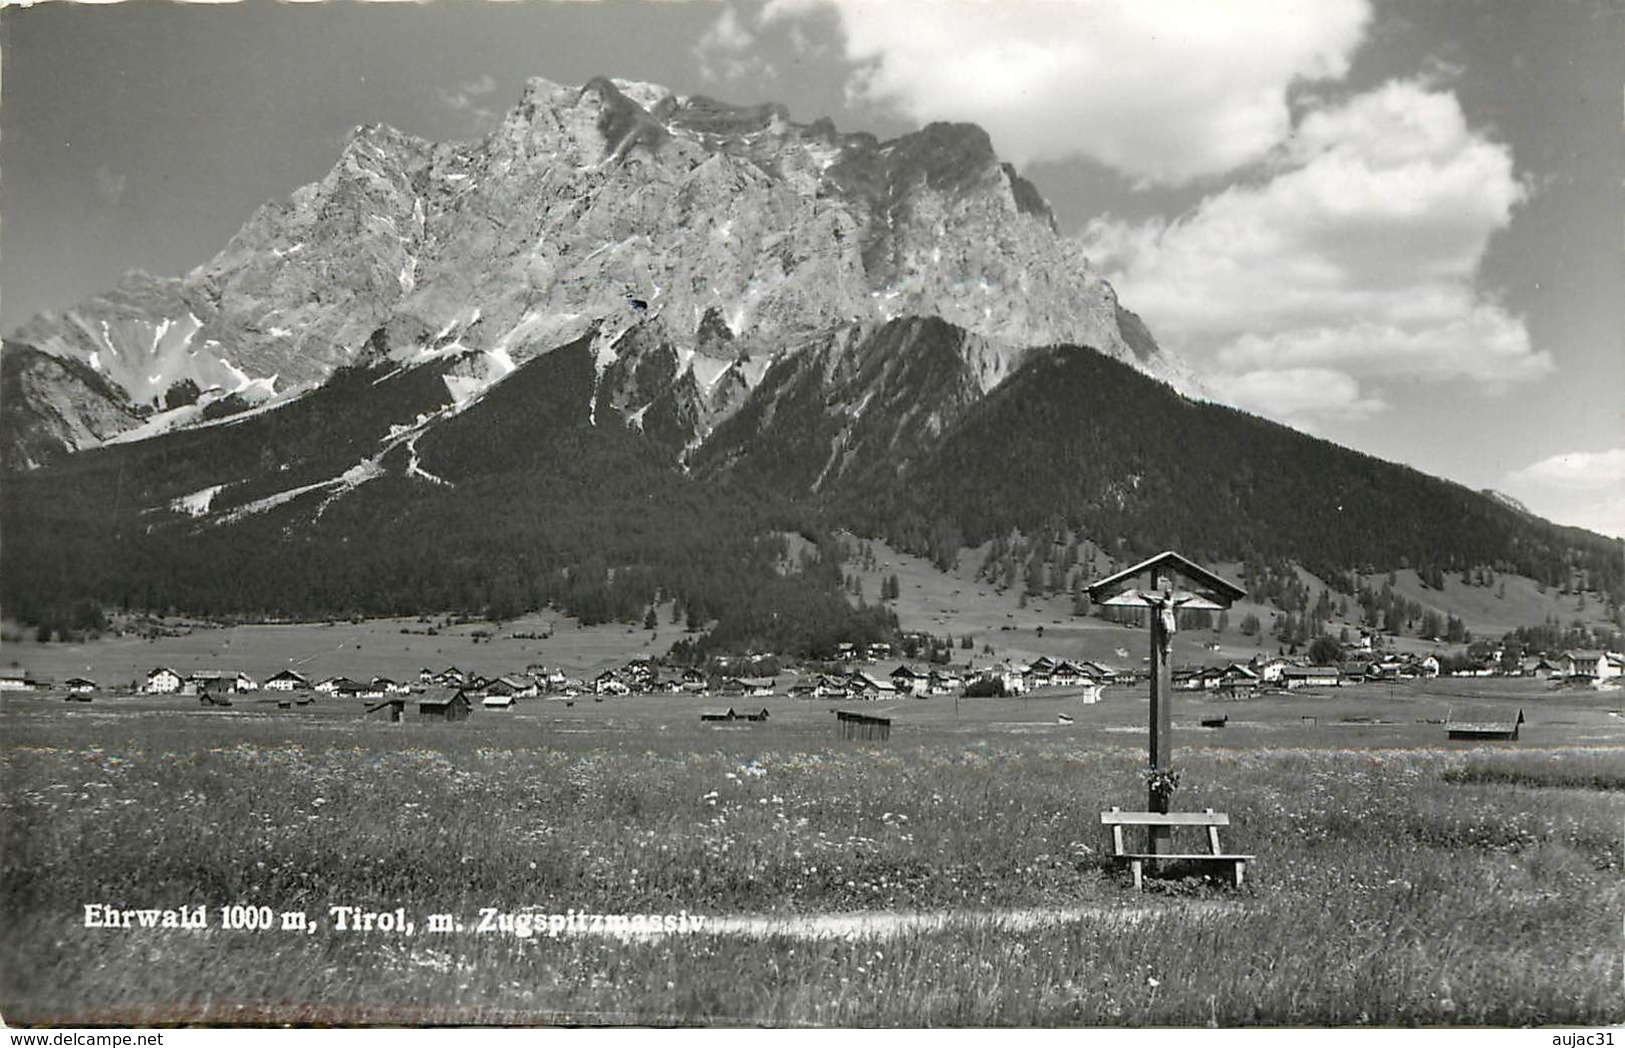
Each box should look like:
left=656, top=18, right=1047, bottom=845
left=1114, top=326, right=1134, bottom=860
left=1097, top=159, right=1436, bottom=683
left=1100, top=806, right=1252, bottom=890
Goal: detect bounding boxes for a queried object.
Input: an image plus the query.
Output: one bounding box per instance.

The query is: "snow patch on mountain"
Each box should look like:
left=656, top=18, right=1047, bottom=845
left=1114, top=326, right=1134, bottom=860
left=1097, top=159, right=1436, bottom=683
left=215, top=478, right=338, bottom=525
left=404, top=432, right=452, bottom=487
left=209, top=456, right=386, bottom=525
left=314, top=457, right=387, bottom=517
left=171, top=484, right=226, bottom=517
left=192, top=389, right=305, bottom=433
left=103, top=404, right=206, bottom=446
left=440, top=372, right=479, bottom=405
left=611, top=78, right=676, bottom=111
left=491, top=310, right=588, bottom=361
left=734, top=356, right=772, bottom=390
left=689, top=355, right=734, bottom=392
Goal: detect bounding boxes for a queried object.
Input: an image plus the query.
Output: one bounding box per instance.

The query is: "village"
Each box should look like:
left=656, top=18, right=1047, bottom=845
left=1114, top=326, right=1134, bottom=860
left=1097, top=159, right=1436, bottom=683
left=3, top=637, right=1619, bottom=722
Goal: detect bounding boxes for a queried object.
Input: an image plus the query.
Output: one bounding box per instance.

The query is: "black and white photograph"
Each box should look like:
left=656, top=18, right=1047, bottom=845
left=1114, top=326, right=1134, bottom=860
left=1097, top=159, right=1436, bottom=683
left=0, top=0, right=1621, bottom=1030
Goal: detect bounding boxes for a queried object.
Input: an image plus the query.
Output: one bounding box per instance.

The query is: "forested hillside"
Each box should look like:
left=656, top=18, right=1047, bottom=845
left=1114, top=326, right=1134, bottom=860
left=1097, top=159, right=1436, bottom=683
left=0, top=341, right=896, bottom=657
left=3, top=330, right=1618, bottom=653
left=833, top=345, right=1622, bottom=606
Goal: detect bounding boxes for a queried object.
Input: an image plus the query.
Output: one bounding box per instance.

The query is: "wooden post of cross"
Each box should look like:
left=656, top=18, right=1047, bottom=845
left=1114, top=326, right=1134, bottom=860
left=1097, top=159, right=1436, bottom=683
left=1087, top=552, right=1246, bottom=858
left=1147, top=575, right=1175, bottom=819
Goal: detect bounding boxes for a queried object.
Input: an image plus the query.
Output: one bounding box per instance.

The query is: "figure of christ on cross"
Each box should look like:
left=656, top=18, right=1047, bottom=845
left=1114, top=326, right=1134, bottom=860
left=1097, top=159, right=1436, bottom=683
left=1146, top=580, right=1182, bottom=836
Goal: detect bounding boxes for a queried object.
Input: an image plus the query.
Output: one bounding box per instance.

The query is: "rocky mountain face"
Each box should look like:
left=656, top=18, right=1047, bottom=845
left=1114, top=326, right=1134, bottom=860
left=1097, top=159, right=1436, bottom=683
left=693, top=316, right=1010, bottom=493
left=0, top=343, right=144, bottom=470
left=5, top=75, right=1197, bottom=467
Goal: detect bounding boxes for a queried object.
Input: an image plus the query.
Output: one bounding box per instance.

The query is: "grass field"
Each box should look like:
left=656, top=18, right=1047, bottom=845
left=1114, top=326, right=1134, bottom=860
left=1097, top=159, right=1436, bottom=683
left=2, top=677, right=1622, bottom=1026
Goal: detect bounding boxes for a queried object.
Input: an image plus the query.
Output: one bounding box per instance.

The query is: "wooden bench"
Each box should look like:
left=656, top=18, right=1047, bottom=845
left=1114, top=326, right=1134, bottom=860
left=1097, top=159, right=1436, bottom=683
left=1100, top=807, right=1253, bottom=890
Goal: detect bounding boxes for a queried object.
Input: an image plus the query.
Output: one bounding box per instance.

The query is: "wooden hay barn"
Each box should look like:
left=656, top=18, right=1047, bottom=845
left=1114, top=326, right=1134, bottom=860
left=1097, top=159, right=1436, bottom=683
left=700, top=708, right=736, bottom=722
left=1447, top=708, right=1524, bottom=741
left=836, top=709, right=891, bottom=742
left=416, top=687, right=473, bottom=722
left=366, top=697, right=407, bottom=723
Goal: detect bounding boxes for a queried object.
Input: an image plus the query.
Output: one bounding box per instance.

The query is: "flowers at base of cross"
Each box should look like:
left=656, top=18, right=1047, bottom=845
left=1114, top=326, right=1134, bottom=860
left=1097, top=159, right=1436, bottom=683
left=1143, top=766, right=1182, bottom=800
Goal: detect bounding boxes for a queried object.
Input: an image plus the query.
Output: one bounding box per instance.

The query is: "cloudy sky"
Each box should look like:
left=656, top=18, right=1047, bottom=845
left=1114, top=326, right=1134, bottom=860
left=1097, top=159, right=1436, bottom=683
left=2, top=0, right=1621, bottom=537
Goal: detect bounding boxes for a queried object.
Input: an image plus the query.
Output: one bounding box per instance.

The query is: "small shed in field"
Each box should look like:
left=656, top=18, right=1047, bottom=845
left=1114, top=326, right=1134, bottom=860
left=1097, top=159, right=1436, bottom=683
left=366, top=697, right=407, bottom=722
left=417, top=687, right=473, bottom=722
left=1447, top=708, right=1524, bottom=741
left=836, top=709, right=892, bottom=742
left=700, top=708, right=737, bottom=722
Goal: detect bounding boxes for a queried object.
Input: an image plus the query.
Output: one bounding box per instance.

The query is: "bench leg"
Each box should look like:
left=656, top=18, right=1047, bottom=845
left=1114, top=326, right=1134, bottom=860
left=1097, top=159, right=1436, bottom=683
left=1131, top=858, right=1143, bottom=892
left=1234, top=860, right=1245, bottom=889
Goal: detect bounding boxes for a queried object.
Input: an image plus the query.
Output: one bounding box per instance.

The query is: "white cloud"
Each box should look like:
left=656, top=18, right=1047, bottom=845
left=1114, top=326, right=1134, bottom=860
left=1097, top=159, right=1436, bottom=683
left=704, top=5, right=755, bottom=51
left=1211, top=367, right=1385, bottom=430
left=437, top=75, right=501, bottom=130
left=753, top=0, right=1370, bottom=183
left=1563, top=493, right=1625, bottom=541
left=1506, top=448, right=1625, bottom=491
left=1502, top=449, right=1625, bottom=539
left=1216, top=307, right=1541, bottom=388
left=1080, top=80, right=1550, bottom=423
left=696, top=5, right=778, bottom=82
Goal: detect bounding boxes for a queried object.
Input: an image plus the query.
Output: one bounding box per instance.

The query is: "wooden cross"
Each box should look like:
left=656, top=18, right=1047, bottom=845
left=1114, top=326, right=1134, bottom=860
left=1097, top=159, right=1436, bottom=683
left=1087, top=552, right=1245, bottom=855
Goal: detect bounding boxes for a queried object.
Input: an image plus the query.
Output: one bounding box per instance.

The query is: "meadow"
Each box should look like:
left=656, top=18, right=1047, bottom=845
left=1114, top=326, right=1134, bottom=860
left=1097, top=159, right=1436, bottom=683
left=1, top=678, right=1622, bottom=1026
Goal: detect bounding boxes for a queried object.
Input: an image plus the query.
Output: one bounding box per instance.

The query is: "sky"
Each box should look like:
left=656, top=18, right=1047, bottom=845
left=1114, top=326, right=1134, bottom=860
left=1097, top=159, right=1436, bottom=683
left=2, top=0, right=1622, bottom=538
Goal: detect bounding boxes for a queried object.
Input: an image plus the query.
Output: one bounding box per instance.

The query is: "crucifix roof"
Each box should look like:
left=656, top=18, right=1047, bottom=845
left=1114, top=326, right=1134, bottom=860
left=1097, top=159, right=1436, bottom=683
left=1085, top=550, right=1246, bottom=610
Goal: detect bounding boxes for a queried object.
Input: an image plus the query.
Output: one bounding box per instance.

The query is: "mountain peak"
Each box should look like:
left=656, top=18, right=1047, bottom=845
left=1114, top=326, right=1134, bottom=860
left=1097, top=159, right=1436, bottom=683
left=607, top=77, right=678, bottom=112
left=341, top=121, right=430, bottom=157
left=889, top=121, right=998, bottom=184
left=667, top=92, right=794, bottom=138
left=8, top=69, right=1202, bottom=462
left=516, top=75, right=575, bottom=109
